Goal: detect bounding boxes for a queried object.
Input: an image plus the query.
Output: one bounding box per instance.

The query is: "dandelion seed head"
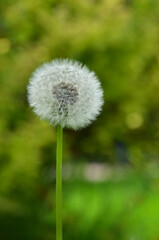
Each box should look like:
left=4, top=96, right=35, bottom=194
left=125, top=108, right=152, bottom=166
left=27, top=59, right=104, bottom=130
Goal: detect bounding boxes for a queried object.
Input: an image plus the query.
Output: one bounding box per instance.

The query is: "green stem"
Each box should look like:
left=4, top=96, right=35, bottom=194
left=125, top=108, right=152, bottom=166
left=56, top=125, right=63, bottom=240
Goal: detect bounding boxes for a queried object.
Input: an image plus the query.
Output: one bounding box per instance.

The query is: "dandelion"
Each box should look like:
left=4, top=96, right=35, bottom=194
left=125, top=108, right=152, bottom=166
left=28, top=59, right=103, bottom=129
left=27, top=59, right=104, bottom=240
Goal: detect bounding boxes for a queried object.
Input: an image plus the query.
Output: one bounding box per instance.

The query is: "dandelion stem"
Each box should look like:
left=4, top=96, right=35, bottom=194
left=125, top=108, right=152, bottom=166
left=56, top=125, right=63, bottom=240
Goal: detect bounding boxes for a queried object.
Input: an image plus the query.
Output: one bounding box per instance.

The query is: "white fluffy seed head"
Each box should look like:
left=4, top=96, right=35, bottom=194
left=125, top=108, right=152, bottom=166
left=27, top=59, right=104, bottom=130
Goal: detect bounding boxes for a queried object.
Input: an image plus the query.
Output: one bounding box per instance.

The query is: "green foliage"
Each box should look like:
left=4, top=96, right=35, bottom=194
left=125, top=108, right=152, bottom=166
left=1, top=0, right=159, bottom=163
left=1, top=165, right=159, bottom=240
left=0, top=0, right=159, bottom=239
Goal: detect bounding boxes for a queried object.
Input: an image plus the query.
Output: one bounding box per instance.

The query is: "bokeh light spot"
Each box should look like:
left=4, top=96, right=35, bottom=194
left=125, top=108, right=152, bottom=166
left=126, top=113, right=144, bottom=129
left=0, top=38, right=11, bottom=54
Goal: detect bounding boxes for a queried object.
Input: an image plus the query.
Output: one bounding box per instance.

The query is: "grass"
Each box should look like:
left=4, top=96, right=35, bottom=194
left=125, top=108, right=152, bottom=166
left=1, top=164, right=159, bottom=240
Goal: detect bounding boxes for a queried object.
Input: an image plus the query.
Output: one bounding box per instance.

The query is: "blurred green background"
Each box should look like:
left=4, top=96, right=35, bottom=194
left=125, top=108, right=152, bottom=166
left=1, top=0, right=159, bottom=239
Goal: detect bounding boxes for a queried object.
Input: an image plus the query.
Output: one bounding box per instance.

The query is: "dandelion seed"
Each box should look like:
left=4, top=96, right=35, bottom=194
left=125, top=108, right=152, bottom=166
left=27, top=59, right=104, bottom=130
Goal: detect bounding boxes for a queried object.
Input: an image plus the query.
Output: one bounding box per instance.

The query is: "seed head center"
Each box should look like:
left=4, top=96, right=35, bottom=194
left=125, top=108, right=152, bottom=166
left=52, top=82, right=78, bottom=115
